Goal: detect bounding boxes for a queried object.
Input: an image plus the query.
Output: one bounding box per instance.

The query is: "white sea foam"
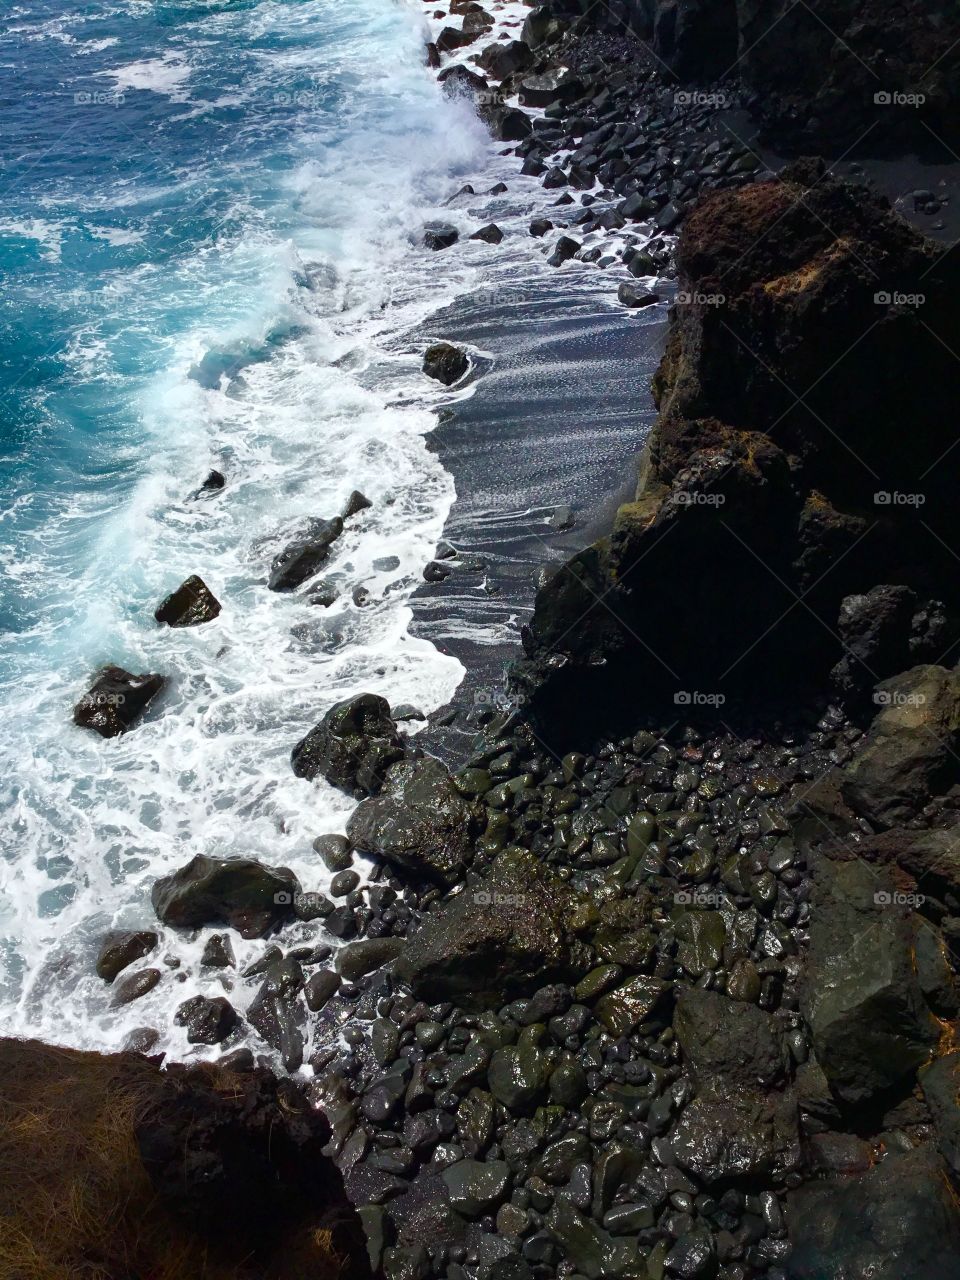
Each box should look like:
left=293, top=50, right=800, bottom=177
left=99, top=54, right=193, bottom=101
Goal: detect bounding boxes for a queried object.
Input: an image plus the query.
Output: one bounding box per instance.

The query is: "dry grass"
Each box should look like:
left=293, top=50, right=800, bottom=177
left=0, top=1038, right=363, bottom=1280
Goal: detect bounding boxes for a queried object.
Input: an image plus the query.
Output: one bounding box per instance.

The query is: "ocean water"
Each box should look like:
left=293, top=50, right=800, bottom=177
left=0, top=0, right=661, bottom=1062
left=0, top=0, right=500, bottom=1051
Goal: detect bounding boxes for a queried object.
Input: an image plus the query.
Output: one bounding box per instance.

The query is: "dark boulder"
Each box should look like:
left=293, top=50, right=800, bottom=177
left=343, top=490, right=372, bottom=519
left=477, top=39, right=533, bottom=80
left=291, top=692, right=405, bottom=798
left=423, top=222, right=459, bottom=251
left=439, top=63, right=489, bottom=98
left=96, top=930, right=158, bottom=982
left=674, top=986, right=788, bottom=1090
left=617, top=283, right=658, bottom=308
left=154, top=575, right=221, bottom=627
left=546, top=235, right=580, bottom=266
left=423, top=342, right=469, bottom=386
left=518, top=70, right=584, bottom=108
left=435, top=25, right=476, bottom=54
left=174, top=994, right=238, bottom=1044
left=347, top=756, right=474, bottom=885
left=671, top=1092, right=801, bottom=1185
left=488, top=107, right=533, bottom=142
left=111, top=968, right=162, bottom=1007
left=786, top=1144, right=960, bottom=1280
left=841, top=665, right=960, bottom=827
left=470, top=223, right=503, bottom=244
left=393, top=847, right=594, bottom=1008
left=74, top=666, right=165, bottom=739
left=152, top=854, right=300, bottom=938
left=268, top=517, right=343, bottom=592
left=521, top=5, right=566, bottom=48
left=335, top=937, right=405, bottom=981
left=802, top=857, right=938, bottom=1105
left=247, top=956, right=304, bottom=1064
left=193, top=468, right=225, bottom=498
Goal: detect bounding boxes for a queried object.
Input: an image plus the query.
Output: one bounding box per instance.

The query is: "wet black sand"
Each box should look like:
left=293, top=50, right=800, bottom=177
left=408, top=265, right=669, bottom=759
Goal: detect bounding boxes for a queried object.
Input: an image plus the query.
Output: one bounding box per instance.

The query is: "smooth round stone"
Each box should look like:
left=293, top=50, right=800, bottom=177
left=415, top=1020, right=446, bottom=1050
left=331, top=869, right=360, bottom=897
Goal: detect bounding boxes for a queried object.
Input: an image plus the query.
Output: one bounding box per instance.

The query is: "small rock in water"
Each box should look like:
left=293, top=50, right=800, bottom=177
left=174, top=994, right=237, bottom=1044
left=547, top=236, right=580, bottom=267
left=122, top=1026, right=160, bottom=1054
left=96, top=930, right=159, bottom=983
left=307, top=579, right=339, bottom=607
left=73, top=666, right=165, bottom=739
left=200, top=933, right=235, bottom=969
left=304, top=968, right=341, bottom=1011
left=343, top=489, right=372, bottom=519
left=618, top=283, right=659, bottom=309
left=151, top=853, right=300, bottom=938
left=373, top=555, right=401, bottom=572
left=268, top=516, right=344, bottom=592
left=423, top=342, right=469, bottom=386
left=392, top=703, right=426, bottom=721
left=470, top=223, right=504, bottom=243
left=423, top=560, right=452, bottom=583
left=192, top=468, right=224, bottom=498
left=290, top=692, right=405, bottom=797
left=549, top=505, right=574, bottom=531
left=313, top=833, right=352, bottom=872
left=154, top=574, right=221, bottom=627
left=422, top=222, right=459, bottom=251
left=330, top=869, right=360, bottom=897
left=111, top=967, right=161, bottom=1007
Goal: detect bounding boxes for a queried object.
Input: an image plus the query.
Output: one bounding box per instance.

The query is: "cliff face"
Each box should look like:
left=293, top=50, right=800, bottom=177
left=515, top=160, right=960, bottom=738
left=551, top=0, right=960, bottom=152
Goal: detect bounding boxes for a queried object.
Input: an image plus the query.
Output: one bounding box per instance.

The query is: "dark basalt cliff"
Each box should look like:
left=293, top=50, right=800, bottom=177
left=540, top=0, right=960, bottom=153
left=515, top=159, right=960, bottom=741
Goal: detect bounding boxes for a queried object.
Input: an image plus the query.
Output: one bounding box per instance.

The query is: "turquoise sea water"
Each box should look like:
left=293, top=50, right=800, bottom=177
left=0, top=0, right=491, bottom=1044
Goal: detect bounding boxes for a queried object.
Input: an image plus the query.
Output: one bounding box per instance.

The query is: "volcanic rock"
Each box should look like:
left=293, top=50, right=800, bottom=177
left=291, top=692, right=405, bottom=797
left=74, top=666, right=165, bottom=738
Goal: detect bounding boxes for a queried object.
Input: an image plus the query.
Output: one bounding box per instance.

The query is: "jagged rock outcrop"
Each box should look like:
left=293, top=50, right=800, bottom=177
left=514, top=162, right=960, bottom=738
